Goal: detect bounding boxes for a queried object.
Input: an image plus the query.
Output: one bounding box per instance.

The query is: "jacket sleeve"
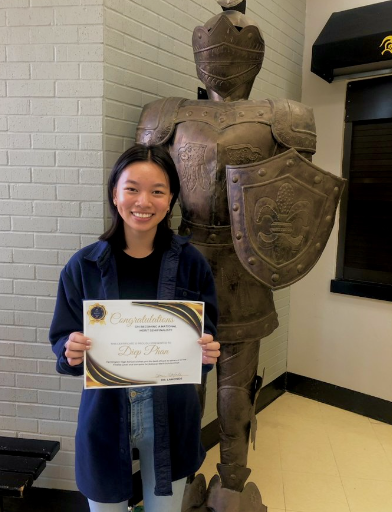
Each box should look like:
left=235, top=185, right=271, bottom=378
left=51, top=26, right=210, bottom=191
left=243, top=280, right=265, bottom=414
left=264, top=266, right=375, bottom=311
left=49, top=266, right=85, bottom=376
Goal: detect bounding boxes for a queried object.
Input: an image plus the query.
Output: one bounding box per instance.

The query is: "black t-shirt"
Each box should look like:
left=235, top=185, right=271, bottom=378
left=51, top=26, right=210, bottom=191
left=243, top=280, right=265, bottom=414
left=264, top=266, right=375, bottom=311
left=114, top=248, right=163, bottom=300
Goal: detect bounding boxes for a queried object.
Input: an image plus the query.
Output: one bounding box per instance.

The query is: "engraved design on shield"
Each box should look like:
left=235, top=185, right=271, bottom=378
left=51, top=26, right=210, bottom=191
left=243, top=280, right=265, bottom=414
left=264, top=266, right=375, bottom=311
left=244, top=175, right=327, bottom=268
left=178, top=143, right=209, bottom=191
left=254, top=183, right=311, bottom=264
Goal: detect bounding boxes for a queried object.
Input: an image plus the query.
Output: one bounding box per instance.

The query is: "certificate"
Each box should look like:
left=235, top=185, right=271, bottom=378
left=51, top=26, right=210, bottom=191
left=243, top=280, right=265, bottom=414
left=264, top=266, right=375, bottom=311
left=83, top=300, right=204, bottom=389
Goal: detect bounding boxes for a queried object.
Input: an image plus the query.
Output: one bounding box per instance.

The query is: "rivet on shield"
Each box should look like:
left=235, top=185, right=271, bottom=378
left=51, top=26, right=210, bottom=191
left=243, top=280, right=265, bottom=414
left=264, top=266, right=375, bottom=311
left=248, top=257, right=256, bottom=265
left=219, top=116, right=226, bottom=123
left=316, top=243, right=321, bottom=250
left=326, top=215, right=332, bottom=222
left=314, top=176, right=322, bottom=184
left=257, top=110, right=264, bottom=117
left=209, top=234, right=217, bottom=242
left=185, top=228, right=191, bottom=235
left=236, top=232, right=243, bottom=240
left=232, top=175, right=239, bottom=183
left=265, top=324, right=269, bottom=330
left=286, top=159, right=295, bottom=167
left=233, top=203, right=240, bottom=212
left=238, top=111, right=244, bottom=117
left=272, top=273, right=280, bottom=282
left=258, top=168, right=266, bottom=177
left=236, top=330, right=243, bottom=337
left=202, top=111, right=208, bottom=116
left=186, top=111, right=193, bottom=117
left=334, top=187, right=340, bottom=195
left=297, top=264, right=304, bottom=273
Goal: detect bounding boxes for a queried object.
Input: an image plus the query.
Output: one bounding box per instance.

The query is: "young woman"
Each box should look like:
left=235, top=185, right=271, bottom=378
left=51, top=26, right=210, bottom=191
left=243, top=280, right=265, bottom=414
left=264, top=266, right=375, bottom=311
left=49, top=144, right=220, bottom=512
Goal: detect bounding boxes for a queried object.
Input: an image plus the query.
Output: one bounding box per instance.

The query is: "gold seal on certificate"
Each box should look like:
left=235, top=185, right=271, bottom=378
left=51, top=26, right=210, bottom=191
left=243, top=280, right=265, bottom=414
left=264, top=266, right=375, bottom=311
left=87, top=303, right=107, bottom=325
left=83, top=300, right=204, bottom=389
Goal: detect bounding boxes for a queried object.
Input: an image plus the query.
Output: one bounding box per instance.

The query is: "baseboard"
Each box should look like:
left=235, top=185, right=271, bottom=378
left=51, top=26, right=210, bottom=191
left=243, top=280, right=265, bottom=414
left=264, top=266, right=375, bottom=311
left=201, top=372, right=286, bottom=451
left=286, top=372, right=392, bottom=425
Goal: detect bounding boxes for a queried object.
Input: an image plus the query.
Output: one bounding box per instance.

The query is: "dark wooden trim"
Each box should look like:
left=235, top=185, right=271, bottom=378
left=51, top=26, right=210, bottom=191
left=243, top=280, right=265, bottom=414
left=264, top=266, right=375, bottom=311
left=2, top=488, right=90, bottom=512
left=335, top=121, right=352, bottom=280
left=286, top=372, right=392, bottom=425
left=331, top=278, right=392, bottom=302
left=255, top=372, right=287, bottom=414
left=201, top=373, right=286, bottom=451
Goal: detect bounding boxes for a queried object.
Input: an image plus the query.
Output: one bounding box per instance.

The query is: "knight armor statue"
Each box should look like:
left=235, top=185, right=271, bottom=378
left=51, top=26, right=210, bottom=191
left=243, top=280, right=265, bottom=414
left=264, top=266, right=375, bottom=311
left=136, top=2, right=344, bottom=511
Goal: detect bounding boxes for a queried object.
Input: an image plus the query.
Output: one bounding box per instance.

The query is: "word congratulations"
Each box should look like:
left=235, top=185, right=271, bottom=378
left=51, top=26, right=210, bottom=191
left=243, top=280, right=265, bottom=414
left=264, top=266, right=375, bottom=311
left=110, top=312, right=174, bottom=327
left=118, top=344, right=170, bottom=358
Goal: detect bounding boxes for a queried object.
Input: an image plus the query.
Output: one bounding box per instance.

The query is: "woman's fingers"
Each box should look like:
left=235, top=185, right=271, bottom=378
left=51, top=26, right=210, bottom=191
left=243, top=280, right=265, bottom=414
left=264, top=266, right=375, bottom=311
left=198, top=334, right=220, bottom=364
left=65, top=332, right=91, bottom=366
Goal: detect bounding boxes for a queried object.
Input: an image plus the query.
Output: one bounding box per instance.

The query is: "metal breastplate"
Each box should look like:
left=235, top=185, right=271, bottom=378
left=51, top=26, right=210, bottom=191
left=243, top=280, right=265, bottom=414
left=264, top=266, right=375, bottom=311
left=169, top=100, right=277, bottom=229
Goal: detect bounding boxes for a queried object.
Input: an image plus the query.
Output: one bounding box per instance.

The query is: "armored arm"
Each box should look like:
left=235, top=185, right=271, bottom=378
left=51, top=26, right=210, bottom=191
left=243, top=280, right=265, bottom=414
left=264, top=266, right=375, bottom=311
left=270, top=99, right=317, bottom=160
left=135, top=97, right=186, bottom=146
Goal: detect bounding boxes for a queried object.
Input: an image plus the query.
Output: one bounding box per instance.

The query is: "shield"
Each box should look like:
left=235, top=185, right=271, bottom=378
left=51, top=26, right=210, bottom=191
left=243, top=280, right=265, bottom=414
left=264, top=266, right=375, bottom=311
left=227, top=148, right=345, bottom=289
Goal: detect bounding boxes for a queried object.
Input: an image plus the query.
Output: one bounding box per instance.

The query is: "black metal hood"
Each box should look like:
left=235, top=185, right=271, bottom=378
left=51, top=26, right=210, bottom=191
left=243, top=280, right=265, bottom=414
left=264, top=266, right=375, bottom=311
left=311, top=1, right=392, bottom=83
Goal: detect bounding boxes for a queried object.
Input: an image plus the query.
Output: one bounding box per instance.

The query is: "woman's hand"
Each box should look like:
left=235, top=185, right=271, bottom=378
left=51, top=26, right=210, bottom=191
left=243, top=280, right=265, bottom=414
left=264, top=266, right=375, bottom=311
left=64, top=332, right=91, bottom=366
left=198, top=333, right=220, bottom=365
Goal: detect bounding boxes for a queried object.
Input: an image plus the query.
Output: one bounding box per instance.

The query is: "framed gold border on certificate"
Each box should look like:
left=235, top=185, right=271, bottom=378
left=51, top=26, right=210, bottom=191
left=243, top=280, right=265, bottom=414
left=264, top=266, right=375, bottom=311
left=83, top=300, right=204, bottom=389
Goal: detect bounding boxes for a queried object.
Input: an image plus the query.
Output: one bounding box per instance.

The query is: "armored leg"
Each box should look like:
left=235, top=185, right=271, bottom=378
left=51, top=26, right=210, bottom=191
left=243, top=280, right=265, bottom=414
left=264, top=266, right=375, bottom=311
left=201, top=339, right=267, bottom=512
left=216, top=339, right=262, bottom=489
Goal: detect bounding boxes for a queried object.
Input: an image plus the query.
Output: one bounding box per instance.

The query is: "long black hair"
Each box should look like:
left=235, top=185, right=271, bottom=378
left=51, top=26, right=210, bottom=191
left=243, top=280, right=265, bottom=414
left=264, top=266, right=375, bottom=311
left=99, top=144, right=181, bottom=250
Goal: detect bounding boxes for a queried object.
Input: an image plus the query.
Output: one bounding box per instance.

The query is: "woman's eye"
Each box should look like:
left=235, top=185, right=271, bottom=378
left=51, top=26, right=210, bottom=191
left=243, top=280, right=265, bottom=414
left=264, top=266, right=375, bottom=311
left=152, top=190, right=164, bottom=195
left=126, top=188, right=137, bottom=192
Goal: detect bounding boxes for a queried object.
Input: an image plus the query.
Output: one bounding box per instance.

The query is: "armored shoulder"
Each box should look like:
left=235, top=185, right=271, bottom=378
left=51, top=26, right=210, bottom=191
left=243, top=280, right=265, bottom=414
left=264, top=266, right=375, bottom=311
left=270, top=99, right=316, bottom=154
left=136, top=97, right=187, bottom=145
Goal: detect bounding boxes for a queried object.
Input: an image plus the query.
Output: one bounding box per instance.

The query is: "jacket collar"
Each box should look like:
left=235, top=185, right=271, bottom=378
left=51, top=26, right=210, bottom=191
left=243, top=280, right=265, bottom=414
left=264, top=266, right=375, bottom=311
left=83, top=235, right=189, bottom=269
left=84, top=240, right=111, bottom=269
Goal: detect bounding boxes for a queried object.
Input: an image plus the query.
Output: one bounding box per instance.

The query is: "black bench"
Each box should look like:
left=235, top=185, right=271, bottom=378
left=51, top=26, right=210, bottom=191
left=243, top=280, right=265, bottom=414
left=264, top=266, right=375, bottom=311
left=0, top=437, right=60, bottom=512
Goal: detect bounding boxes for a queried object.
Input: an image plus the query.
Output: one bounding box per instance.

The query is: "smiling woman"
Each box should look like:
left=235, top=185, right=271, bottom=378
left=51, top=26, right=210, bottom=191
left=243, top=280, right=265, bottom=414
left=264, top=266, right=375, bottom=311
left=101, top=145, right=181, bottom=257
left=49, top=144, right=220, bottom=512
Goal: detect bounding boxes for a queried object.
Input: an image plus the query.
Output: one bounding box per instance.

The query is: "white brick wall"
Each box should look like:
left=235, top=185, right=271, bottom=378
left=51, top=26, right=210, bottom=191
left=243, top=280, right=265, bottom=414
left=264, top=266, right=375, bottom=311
left=0, top=0, right=305, bottom=492
left=0, top=0, right=104, bottom=491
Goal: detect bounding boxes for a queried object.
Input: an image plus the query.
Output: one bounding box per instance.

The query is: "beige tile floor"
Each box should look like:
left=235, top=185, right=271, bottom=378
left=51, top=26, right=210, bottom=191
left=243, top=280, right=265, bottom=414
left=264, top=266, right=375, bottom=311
left=198, top=392, right=392, bottom=512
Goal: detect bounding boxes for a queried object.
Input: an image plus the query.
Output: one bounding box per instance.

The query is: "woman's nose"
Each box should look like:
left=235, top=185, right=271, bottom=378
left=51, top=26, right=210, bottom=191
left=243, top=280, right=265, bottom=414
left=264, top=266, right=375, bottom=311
left=135, top=192, right=150, bottom=206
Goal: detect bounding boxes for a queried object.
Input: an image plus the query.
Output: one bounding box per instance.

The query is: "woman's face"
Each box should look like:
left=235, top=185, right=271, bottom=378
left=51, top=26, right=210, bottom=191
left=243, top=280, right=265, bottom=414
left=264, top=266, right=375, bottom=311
left=113, top=161, right=173, bottom=242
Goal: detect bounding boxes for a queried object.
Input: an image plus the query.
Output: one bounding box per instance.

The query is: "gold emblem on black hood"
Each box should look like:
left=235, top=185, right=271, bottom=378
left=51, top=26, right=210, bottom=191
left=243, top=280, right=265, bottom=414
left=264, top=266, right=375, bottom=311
left=380, top=36, right=392, bottom=55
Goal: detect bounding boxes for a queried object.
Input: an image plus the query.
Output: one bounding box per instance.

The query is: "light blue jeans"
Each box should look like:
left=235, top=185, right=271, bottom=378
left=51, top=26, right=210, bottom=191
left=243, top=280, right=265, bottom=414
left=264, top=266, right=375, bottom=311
left=88, top=387, right=187, bottom=512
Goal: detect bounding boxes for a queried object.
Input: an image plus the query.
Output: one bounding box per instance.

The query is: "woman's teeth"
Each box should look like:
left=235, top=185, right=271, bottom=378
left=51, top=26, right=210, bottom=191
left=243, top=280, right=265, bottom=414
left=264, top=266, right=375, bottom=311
left=133, top=212, right=153, bottom=218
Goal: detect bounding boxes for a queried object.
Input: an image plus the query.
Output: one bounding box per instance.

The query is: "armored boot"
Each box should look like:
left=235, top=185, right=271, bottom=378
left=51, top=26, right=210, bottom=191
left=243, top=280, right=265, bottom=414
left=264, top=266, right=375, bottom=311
left=181, top=474, right=209, bottom=512
left=205, top=467, right=267, bottom=512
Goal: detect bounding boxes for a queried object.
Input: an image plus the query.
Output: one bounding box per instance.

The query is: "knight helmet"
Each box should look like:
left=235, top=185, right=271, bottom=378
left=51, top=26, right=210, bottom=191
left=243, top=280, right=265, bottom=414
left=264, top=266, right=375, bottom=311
left=192, top=1, right=265, bottom=101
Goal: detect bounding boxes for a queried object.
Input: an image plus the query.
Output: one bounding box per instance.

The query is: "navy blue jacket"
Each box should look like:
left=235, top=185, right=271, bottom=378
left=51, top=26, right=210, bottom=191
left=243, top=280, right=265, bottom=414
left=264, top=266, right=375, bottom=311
left=49, top=236, right=218, bottom=503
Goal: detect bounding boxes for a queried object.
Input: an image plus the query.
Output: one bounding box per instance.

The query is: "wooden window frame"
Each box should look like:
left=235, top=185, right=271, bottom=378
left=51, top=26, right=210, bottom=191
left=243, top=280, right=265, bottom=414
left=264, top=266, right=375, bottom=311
left=331, top=76, right=392, bottom=302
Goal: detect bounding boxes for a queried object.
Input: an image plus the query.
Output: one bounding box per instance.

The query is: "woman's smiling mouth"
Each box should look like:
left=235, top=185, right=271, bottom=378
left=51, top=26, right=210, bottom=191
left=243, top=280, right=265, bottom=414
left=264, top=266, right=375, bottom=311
left=132, top=212, right=154, bottom=218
